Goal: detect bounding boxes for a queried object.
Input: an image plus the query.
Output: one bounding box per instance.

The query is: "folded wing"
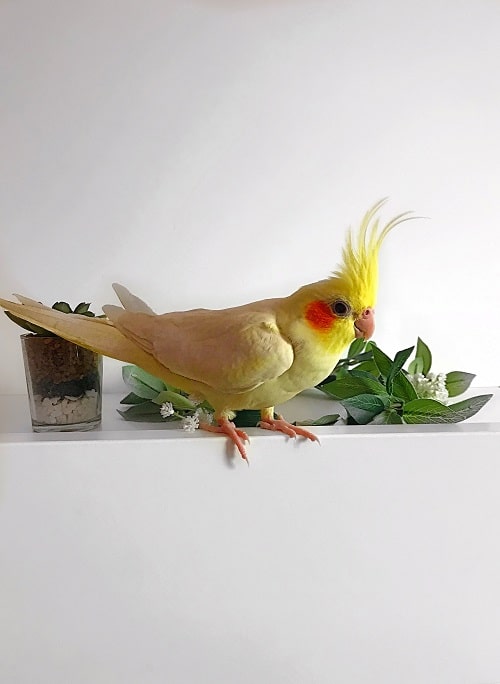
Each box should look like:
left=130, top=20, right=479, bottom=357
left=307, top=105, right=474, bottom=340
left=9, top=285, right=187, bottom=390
left=103, top=305, right=294, bottom=394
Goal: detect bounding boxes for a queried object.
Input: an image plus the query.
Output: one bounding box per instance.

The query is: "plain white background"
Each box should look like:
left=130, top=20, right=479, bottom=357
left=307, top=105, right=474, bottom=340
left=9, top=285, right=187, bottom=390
left=1, top=0, right=500, bottom=395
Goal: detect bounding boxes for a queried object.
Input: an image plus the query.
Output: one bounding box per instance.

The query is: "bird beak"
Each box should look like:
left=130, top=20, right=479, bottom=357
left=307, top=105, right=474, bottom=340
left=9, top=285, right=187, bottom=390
left=354, top=307, right=375, bottom=339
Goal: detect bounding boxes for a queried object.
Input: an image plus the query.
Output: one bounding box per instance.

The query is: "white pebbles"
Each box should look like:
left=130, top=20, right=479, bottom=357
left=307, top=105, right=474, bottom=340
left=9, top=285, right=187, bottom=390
left=33, top=390, right=99, bottom=425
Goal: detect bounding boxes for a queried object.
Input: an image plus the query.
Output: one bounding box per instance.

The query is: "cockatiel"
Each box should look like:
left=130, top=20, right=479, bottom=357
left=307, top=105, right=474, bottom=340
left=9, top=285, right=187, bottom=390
left=0, top=200, right=413, bottom=460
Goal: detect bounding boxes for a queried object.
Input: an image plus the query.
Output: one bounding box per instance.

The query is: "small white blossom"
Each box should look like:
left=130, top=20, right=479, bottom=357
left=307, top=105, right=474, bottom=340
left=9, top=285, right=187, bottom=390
left=195, top=408, right=214, bottom=425
left=182, top=414, right=200, bottom=432
left=188, top=394, right=203, bottom=406
left=160, top=402, right=174, bottom=418
left=409, top=372, right=449, bottom=403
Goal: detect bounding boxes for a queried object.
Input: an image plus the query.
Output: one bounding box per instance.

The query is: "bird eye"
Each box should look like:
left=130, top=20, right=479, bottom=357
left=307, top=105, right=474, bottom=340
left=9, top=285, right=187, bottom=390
left=331, top=300, right=351, bottom=317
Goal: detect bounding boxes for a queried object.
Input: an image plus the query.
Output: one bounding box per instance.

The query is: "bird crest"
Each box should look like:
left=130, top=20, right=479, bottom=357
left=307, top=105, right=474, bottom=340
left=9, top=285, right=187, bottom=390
left=333, top=198, right=415, bottom=309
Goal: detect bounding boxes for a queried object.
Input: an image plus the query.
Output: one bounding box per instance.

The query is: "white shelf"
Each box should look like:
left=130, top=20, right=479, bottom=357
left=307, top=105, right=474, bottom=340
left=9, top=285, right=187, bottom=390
left=2, top=388, right=500, bottom=684
left=1, top=387, right=499, bottom=446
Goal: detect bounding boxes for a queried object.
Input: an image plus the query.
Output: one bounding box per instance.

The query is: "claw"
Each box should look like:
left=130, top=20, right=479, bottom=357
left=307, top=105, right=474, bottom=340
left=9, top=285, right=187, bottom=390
left=257, top=414, right=320, bottom=443
left=200, top=418, right=250, bottom=462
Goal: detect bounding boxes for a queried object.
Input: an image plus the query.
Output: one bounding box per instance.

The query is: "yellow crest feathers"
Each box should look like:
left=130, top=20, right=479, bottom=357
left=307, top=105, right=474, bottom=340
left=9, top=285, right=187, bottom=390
left=333, top=199, right=415, bottom=308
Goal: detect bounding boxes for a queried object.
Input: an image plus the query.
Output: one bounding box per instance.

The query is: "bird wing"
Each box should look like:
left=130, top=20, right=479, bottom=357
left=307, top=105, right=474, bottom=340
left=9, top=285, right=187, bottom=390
left=103, top=304, right=294, bottom=394
left=112, top=283, right=156, bottom=314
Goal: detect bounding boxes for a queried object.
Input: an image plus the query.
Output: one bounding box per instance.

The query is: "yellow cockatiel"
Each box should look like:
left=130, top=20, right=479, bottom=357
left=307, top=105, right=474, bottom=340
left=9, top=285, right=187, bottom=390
left=0, top=200, right=413, bottom=460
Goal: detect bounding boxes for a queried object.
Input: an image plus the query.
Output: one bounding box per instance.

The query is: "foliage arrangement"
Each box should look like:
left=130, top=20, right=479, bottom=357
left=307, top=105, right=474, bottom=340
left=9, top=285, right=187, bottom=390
left=5, top=301, right=100, bottom=336
left=309, top=337, right=491, bottom=425
left=118, top=365, right=216, bottom=430
left=118, top=338, right=492, bottom=428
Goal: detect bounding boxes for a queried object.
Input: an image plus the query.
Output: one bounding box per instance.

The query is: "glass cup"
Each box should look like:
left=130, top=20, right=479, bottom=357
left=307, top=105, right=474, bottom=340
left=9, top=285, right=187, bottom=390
left=21, top=334, right=102, bottom=432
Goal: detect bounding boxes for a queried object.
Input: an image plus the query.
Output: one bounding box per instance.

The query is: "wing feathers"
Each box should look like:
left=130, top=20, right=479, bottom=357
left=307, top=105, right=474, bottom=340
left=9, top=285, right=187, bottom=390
left=112, top=283, right=156, bottom=314
left=2, top=289, right=295, bottom=398
left=108, top=307, right=294, bottom=393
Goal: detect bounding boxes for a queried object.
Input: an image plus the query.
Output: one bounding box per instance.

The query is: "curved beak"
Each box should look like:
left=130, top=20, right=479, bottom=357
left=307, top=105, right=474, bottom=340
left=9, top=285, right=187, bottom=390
left=354, top=307, right=375, bottom=339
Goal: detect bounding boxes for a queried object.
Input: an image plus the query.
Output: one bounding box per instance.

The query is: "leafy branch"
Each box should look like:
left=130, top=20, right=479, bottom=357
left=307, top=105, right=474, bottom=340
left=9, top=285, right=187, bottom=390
left=308, top=337, right=491, bottom=425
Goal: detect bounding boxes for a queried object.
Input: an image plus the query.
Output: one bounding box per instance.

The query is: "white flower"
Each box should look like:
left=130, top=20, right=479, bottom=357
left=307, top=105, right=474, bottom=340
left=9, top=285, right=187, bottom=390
left=194, top=408, right=214, bottom=425
left=182, top=414, right=200, bottom=432
left=409, top=372, right=449, bottom=403
left=188, top=394, right=203, bottom=406
left=160, top=402, right=174, bottom=418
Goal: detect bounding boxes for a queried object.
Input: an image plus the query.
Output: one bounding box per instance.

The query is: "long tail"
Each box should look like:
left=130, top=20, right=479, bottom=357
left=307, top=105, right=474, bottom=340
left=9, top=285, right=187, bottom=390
left=0, top=296, right=170, bottom=381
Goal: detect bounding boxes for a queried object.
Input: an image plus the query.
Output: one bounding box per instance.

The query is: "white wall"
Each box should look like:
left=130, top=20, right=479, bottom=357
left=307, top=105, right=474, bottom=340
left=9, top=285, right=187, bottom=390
left=1, top=0, right=500, bottom=393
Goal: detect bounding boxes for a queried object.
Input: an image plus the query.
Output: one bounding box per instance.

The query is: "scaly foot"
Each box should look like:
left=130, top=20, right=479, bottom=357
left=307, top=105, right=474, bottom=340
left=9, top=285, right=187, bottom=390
left=257, top=414, right=320, bottom=443
left=199, top=418, right=250, bottom=462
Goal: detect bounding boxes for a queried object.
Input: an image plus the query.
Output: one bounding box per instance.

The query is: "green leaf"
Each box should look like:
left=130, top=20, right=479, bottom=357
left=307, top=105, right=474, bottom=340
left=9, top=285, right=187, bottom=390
left=152, top=390, right=197, bottom=410
left=4, top=311, right=52, bottom=335
left=445, top=371, right=475, bottom=398
left=352, top=359, right=380, bottom=376
left=407, top=357, right=424, bottom=375
left=122, top=366, right=158, bottom=399
left=122, top=365, right=166, bottom=398
left=129, top=366, right=166, bottom=393
left=348, top=351, right=374, bottom=364
left=349, top=369, right=389, bottom=395
left=321, top=348, right=375, bottom=385
left=371, top=345, right=393, bottom=379
left=391, top=370, right=418, bottom=402
left=52, top=301, right=72, bottom=314
left=117, top=401, right=166, bottom=421
left=402, top=394, right=492, bottom=424
left=416, top=337, right=432, bottom=375
left=402, top=398, right=453, bottom=423
left=445, top=394, right=493, bottom=422
left=319, top=376, right=366, bottom=399
left=118, top=412, right=171, bottom=423
left=386, top=346, right=415, bottom=394
left=233, top=410, right=262, bottom=428
left=120, top=392, right=148, bottom=405
left=369, top=409, right=404, bottom=425
left=347, top=337, right=366, bottom=358
left=320, top=374, right=385, bottom=399
left=296, top=414, right=341, bottom=426
left=339, top=351, right=375, bottom=369
left=317, top=365, right=348, bottom=385
left=350, top=369, right=381, bottom=383
left=74, top=302, right=91, bottom=315
left=342, top=393, right=389, bottom=424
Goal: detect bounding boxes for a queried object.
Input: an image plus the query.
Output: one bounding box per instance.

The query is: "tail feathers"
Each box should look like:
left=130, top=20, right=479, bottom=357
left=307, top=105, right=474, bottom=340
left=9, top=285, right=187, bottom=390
left=102, top=304, right=126, bottom=324
left=13, top=294, right=47, bottom=308
left=112, top=283, right=156, bottom=315
left=0, top=297, right=168, bottom=381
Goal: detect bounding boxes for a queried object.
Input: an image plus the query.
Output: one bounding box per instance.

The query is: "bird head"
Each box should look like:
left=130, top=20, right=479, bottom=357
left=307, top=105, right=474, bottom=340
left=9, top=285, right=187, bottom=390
left=293, top=199, right=415, bottom=349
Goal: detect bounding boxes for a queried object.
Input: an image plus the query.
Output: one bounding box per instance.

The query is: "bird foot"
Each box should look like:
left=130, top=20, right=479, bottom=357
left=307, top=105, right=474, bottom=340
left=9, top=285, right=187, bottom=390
left=257, top=415, right=320, bottom=443
left=200, top=418, right=250, bottom=462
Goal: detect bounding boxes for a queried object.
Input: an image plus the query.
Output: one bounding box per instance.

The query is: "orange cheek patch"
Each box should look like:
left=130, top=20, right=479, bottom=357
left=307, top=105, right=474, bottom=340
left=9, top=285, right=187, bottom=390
left=305, top=301, right=336, bottom=331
